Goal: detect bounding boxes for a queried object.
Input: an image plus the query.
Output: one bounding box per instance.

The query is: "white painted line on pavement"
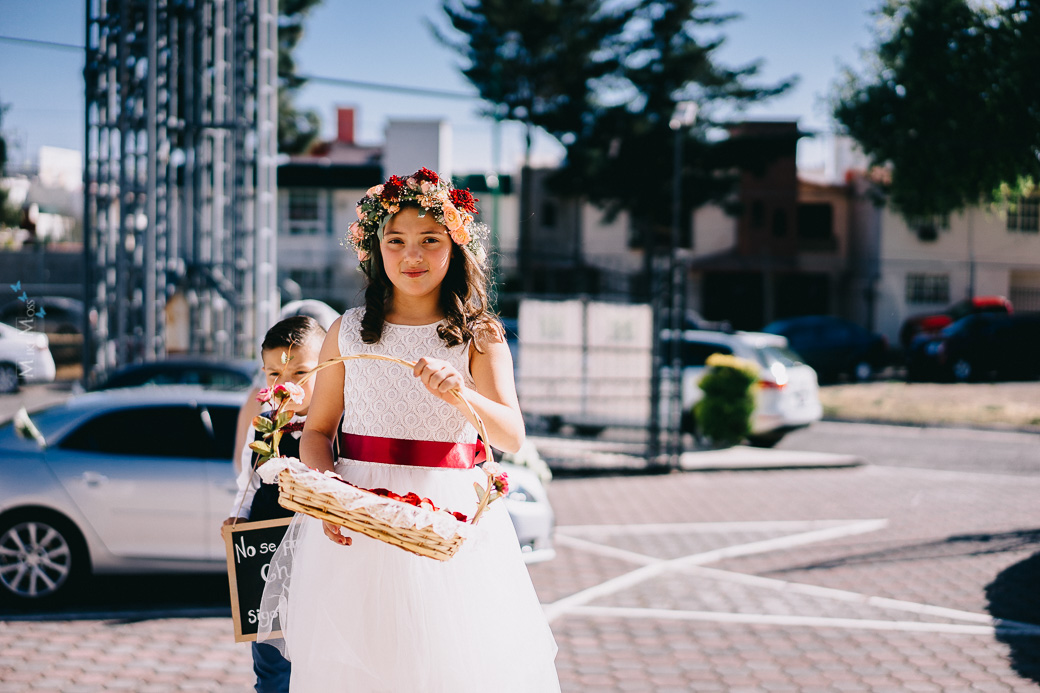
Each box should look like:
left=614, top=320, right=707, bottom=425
left=553, top=534, right=657, bottom=565
left=567, top=605, right=1040, bottom=636
left=549, top=519, right=1040, bottom=635
left=554, top=534, right=1009, bottom=627
left=680, top=565, right=999, bottom=625
left=557, top=519, right=865, bottom=537
left=668, top=519, right=889, bottom=567
left=545, top=519, right=887, bottom=623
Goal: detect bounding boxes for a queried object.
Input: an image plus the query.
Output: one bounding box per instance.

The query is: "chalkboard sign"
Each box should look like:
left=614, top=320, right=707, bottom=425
left=222, top=517, right=292, bottom=643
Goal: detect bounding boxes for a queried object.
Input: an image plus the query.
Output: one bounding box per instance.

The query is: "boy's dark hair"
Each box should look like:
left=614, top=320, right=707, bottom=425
left=261, top=315, right=326, bottom=353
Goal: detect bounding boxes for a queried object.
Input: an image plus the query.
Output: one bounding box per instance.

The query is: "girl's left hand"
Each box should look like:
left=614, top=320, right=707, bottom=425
left=413, top=357, right=465, bottom=403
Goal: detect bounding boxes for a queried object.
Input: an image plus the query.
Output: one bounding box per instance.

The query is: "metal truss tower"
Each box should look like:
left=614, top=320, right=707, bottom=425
left=83, top=0, right=278, bottom=381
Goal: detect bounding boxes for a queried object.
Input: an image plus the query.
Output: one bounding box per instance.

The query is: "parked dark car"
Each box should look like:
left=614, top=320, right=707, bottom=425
left=899, top=295, right=1012, bottom=352
left=762, top=315, right=888, bottom=382
left=906, top=313, right=1040, bottom=382
left=83, top=358, right=258, bottom=392
left=0, top=296, right=84, bottom=336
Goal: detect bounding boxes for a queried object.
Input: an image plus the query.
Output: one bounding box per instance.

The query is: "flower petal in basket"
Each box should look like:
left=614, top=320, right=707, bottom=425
left=262, top=457, right=471, bottom=543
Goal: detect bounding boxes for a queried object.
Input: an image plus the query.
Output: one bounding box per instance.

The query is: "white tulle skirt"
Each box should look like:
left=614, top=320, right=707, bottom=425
left=258, top=459, right=560, bottom=693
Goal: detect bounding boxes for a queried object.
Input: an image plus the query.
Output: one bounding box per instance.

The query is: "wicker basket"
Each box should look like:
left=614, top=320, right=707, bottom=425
left=275, top=353, right=497, bottom=562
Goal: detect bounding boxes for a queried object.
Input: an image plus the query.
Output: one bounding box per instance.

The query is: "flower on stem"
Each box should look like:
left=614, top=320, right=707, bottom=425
left=249, top=351, right=307, bottom=466
left=273, top=382, right=305, bottom=405
left=475, top=460, right=510, bottom=501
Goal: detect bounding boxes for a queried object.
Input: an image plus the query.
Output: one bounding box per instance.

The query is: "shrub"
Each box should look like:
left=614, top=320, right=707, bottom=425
left=694, top=353, right=759, bottom=447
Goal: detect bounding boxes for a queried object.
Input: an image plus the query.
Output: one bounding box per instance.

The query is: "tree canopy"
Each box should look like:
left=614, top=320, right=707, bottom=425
left=0, top=100, right=22, bottom=228
left=278, top=0, right=323, bottom=154
left=832, top=0, right=1040, bottom=221
left=436, top=0, right=795, bottom=239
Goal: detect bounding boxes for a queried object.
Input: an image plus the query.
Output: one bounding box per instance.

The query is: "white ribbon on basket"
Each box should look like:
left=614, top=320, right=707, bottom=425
left=258, top=457, right=472, bottom=541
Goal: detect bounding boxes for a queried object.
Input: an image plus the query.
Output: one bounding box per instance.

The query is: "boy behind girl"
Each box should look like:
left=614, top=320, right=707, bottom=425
left=224, top=315, right=325, bottom=693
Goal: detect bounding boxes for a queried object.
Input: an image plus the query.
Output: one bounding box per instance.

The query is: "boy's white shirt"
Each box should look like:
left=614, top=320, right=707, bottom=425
left=229, top=411, right=306, bottom=519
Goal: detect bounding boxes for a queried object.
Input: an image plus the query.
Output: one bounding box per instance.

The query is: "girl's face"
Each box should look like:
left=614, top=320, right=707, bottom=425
left=261, top=342, right=321, bottom=415
left=380, top=207, right=453, bottom=300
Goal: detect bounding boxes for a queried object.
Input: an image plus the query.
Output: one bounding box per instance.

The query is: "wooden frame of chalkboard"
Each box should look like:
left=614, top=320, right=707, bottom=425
left=222, top=517, right=293, bottom=643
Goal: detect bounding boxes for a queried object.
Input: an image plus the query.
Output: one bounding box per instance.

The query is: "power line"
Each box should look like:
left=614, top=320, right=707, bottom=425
left=296, top=73, right=476, bottom=100
left=0, top=34, right=479, bottom=101
left=0, top=35, right=82, bottom=52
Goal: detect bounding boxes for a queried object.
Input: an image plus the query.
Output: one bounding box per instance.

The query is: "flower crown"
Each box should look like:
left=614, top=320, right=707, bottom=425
left=346, top=168, right=489, bottom=265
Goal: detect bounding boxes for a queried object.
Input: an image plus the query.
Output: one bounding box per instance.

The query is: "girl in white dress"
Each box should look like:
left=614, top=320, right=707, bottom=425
left=259, top=169, right=561, bottom=692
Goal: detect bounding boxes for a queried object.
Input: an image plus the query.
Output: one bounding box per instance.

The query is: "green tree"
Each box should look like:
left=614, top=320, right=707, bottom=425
left=559, top=1, right=794, bottom=236
left=0, top=100, right=22, bottom=229
left=832, top=0, right=1040, bottom=221
left=278, top=0, right=323, bottom=154
left=436, top=0, right=795, bottom=245
left=435, top=0, right=632, bottom=163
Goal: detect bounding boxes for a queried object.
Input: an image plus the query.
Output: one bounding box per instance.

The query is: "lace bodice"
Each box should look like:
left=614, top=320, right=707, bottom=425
left=338, top=307, right=477, bottom=444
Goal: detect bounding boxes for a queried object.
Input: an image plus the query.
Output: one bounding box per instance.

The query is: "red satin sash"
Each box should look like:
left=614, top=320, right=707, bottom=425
left=338, top=432, right=483, bottom=469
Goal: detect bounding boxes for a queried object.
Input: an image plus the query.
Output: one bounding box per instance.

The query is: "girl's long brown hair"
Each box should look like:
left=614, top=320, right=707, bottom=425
left=359, top=204, right=501, bottom=351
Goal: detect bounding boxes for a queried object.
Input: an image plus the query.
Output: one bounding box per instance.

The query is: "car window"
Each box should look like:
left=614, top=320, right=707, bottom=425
left=187, top=369, right=252, bottom=389
left=59, top=406, right=218, bottom=458
left=761, top=345, right=803, bottom=368
left=681, top=342, right=733, bottom=366
left=203, top=404, right=242, bottom=460
left=822, top=324, right=853, bottom=342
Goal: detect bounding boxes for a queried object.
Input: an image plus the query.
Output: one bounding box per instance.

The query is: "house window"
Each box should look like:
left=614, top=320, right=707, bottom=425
left=797, top=203, right=834, bottom=240
left=1007, top=196, right=1039, bottom=233
left=772, top=208, right=788, bottom=237
left=541, top=201, right=558, bottom=228
left=905, top=274, right=950, bottom=304
left=284, top=189, right=326, bottom=235
left=750, top=200, right=765, bottom=229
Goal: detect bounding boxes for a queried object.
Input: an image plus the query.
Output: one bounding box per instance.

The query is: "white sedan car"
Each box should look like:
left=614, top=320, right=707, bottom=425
left=664, top=329, right=823, bottom=447
left=0, top=322, right=56, bottom=394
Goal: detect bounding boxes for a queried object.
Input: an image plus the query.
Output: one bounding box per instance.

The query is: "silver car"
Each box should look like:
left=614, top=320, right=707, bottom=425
left=0, top=388, right=555, bottom=604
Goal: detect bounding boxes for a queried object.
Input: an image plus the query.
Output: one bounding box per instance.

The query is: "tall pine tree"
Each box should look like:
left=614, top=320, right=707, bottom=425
left=278, top=0, right=323, bottom=154
left=436, top=0, right=794, bottom=246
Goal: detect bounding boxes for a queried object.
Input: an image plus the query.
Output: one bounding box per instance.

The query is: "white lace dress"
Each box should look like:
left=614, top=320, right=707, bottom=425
left=259, top=308, right=560, bottom=692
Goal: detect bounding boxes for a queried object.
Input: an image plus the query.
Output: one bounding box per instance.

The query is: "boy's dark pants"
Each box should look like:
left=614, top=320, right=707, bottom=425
left=249, top=482, right=295, bottom=692
left=252, top=641, right=291, bottom=693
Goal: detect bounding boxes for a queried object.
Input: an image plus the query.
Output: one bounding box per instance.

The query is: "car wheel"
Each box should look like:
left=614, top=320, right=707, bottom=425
left=952, top=359, right=973, bottom=382
left=0, top=363, right=18, bottom=394
left=0, top=514, right=87, bottom=604
left=853, top=361, right=873, bottom=382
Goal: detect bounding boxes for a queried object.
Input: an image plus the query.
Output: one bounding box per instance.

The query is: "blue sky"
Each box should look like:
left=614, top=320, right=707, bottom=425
left=0, top=0, right=878, bottom=174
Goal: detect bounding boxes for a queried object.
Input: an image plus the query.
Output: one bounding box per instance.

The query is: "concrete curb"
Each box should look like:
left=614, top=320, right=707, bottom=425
left=531, top=435, right=863, bottom=474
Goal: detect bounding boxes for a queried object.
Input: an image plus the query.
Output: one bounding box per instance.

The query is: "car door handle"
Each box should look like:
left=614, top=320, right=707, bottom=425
left=81, top=471, right=108, bottom=486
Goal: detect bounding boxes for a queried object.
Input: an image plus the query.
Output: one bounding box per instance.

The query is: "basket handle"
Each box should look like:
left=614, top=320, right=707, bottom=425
left=299, top=353, right=498, bottom=525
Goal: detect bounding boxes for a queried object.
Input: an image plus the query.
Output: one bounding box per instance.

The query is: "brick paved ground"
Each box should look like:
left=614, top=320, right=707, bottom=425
left=3, top=461, right=1040, bottom=691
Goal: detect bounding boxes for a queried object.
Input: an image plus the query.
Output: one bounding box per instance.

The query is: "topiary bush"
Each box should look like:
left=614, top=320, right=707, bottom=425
left=693, top=353, right=759, bottom=447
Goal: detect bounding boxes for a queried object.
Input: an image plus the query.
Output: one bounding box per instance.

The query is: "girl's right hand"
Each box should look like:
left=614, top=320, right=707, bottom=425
left=322, top=520, right=353, bottom=546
